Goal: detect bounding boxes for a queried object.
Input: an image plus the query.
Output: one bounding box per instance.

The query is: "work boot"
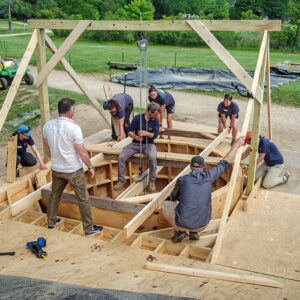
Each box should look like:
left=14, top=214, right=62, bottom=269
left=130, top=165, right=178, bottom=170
left=171, top=230, right=188, bottom=243
left=189, top=232, right=200, bottom=240
left=283, top=172, right=290, bottom=183
left=230, top=139, right=236, bottom=147
left=113, top=180, right=126, bottom=191
left=148, top=181, right=156, bottom=193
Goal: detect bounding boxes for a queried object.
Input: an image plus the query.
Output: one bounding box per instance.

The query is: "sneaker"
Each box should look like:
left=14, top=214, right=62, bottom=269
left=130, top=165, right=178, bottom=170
left=113, top=180, right=126, bottom=191
left=283, top=172, right=290, bottom=183
left=171, top=230, right=188, bottom=243
left=85, top=225, right=104, bottom=237
left=48, top=218, right=61, bottom=229
left=189, top=232, right=199, bottom=240
left=148, top=181, right=156, bottom=193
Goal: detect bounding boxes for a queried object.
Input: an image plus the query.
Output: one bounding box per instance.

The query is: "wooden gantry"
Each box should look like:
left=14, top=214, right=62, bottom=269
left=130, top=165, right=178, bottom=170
left=0, top=19, right=281, bottom=265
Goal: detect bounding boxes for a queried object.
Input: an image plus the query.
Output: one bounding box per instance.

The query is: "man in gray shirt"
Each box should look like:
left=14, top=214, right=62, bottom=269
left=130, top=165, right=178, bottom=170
left=162, top=136, right=245, bottom=243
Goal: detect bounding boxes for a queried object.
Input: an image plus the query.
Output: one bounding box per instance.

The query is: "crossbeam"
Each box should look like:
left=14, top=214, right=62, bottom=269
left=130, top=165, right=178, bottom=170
left=28, top=20, right=281, bottom=32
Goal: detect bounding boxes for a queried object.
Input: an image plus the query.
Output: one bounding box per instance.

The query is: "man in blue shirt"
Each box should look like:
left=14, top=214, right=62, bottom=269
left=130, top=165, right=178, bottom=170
left=217, top=94, right=239, bottom=146
left=10, top=124, right=47, bottom=172
left=148, top=85, right=175, bottom=130
left=242, top=131, right=289, bottom=189
left=114, top=103, right=161, bottom=193
left=103, top=93, right=133, bottom=141
left=161, top=136, right=245, bottom=243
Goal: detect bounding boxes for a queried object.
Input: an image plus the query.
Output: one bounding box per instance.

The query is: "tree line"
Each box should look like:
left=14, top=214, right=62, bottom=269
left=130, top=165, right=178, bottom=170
left=1, top=0, right=299, bottom=49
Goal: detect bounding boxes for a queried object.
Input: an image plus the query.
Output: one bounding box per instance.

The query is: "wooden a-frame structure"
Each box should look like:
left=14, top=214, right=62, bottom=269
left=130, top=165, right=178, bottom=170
left=0, top=19, right=281, bottom=264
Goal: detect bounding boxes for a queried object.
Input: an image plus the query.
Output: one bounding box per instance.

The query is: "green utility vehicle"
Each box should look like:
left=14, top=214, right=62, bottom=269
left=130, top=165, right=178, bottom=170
left=0, top=58, right=34, bottom=90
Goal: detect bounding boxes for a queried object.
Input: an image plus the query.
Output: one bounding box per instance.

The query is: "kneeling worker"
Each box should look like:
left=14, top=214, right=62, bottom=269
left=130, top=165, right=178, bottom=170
left=103, top=93, right=133, bottom=141
left=242, top=131, right=290, bottom=189
left=114, top=103, right=161, bottom=193
left=10, top=125, right=47, bottom=171
left=162, top=136, right=245, bottom=243
left=217, top=94, right=239, bottom=146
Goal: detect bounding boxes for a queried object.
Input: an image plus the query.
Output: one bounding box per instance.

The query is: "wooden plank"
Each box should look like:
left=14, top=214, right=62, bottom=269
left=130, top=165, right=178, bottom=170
left=45, top=35, right=110, bottom=125
left=41, top=188, right=145, bottom=214
left=36, top=29, right=50, bottom=162
left=0, top=30, right=37, bottom=132
left=161, top=128, right=215, bottom=140
left=119, top=193, right=160, bottom=204
left=243, top=177, right=262, bottom=211
left=28, top=19, right=282, bottom=32
left=266, top=35, right=272, bottom=141
left=124, top=129, right=229, bottom=238
left=6, top=137, right=18, bottom=183
left=187, top=20, right=263, bottom=102
left=246, top=32, right=267, bottom=195
left=10, top=182, right=52, bottom=216
left=36, top=21, right=91, bottom=88
left=103, top=83, right=113, bottom=100
left=144, top=263, right=283, bottom=288
left=210, top=97, right=255, bottom=264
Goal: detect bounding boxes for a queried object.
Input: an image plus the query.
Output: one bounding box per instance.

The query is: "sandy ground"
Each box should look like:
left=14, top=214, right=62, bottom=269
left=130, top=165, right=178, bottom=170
left=1, top=66, right=299, bottom=194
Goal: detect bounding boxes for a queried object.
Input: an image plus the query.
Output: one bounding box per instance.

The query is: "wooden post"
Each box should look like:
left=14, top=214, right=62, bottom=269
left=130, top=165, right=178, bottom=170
left=6, top=136, right=18, bottom=183
left=246, top=31, right=268, bottom=196
left=36, top=29, right=50, bottom=162
left=266, top=35, right=272, bottom=141
left=0, top=30, right=37, bottom=132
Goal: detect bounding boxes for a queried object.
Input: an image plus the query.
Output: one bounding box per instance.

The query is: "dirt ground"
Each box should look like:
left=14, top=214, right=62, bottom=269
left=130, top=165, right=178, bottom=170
left=1, top=66, right=299, bottom=194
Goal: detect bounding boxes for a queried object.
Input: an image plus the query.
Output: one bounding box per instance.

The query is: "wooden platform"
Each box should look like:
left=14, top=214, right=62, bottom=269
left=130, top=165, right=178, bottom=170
left=1, top=219, right=299, bottom=299
left=217, top=190, right=300, bottom=281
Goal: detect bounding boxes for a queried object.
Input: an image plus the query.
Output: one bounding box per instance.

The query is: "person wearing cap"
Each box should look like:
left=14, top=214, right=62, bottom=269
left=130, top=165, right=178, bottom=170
left=43, top=98, right=103, bottom=237
left=10, top=124, right=47, bottom=171
left=242, top=131, right=290, bottom=189
left=148, top=85, right=175, bottom=130
left=161, top=136, right=245, bottom=243
left=103, top=93, right=134, bottom=141
left=217, top=94, right=239, bottom=146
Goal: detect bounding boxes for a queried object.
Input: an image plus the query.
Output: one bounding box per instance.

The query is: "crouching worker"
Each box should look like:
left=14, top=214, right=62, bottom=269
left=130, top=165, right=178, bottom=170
left=242, top=131, right=290, bottom=189
left=103, top=93, right=134, bottom=141
left=10, top=124, right=47, bottom=171
left=162, top=136, right=245, bottom=243
left=114, top=103, right=161, bottom=193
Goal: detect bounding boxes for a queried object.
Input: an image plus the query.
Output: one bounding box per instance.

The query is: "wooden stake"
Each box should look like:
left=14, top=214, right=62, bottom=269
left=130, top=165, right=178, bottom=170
left=144, top=262, right=284, bottom=288
left=244, top=176, right=262, bottom=211
left=6, top=137, right=18, bottom=183
left=266, top=35, right=272, bottom=141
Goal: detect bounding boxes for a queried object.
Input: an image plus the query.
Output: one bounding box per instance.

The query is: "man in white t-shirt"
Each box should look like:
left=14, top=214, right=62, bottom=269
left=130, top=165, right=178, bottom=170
left=43, top=98, right=103, bottom=237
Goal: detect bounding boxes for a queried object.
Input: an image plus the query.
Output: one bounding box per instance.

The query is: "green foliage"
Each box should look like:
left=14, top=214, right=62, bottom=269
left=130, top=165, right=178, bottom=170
left=288, top=0, right=300, bottom=24
left=270, top=24, right=298, bottom=49
left=123, top=0, right=155, bottom=20
left=262, top=0, right=289, bottom=19
left=241, top=10, right=261, bottom=20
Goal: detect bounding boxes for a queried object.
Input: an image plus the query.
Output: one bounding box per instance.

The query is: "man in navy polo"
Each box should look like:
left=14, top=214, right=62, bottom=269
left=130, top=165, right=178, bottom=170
left=242, top=131, right=290, bottom=189
left=217, top=94, right=239, bottom=146
left=114, top=102, right=161, bottom=193
left=103, top=93, right=133, bottom=141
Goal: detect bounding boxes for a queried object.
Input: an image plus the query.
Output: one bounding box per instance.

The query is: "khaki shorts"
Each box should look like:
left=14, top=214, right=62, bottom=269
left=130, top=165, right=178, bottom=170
left=161, top=200, right=207, bottom=232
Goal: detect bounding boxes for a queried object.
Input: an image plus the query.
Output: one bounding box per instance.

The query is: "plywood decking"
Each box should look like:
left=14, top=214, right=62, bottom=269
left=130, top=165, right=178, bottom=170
left=217, top=190, right=300, bottom=281
left=1, top=219, right=297, bottom=299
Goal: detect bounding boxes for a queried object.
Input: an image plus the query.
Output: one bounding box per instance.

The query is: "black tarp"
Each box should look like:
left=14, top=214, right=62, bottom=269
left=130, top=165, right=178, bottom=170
left=112, top=67, right=300, bottom=92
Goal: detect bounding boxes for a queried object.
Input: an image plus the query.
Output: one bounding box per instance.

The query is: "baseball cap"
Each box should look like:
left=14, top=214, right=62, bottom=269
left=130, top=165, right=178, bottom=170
left=17, top=125, right=32, bottom=136
left=191, top=156, right=205, bottom=168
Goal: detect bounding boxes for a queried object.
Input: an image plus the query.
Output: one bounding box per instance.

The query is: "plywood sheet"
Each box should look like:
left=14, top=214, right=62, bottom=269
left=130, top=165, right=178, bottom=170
left=217, top=190, right=300, bottom=280
left=0, top=219, right=292, bottom=299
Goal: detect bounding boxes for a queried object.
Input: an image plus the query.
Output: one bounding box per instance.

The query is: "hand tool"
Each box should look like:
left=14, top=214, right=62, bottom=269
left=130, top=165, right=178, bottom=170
left=27, top=237, right=47, bottom=259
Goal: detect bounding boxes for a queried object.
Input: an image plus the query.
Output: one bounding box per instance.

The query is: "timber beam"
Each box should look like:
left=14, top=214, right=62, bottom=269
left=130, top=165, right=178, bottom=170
left=41, top=189, right=144, bottom=214
left=28, top=20, right=281, bottom=32
left=160, top=128, right=215, bottom=140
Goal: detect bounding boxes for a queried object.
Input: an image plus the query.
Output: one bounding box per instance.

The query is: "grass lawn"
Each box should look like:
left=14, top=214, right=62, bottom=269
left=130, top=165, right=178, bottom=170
left=0, top=19, right=32, bottom=36
left=0, top=32, right=299, bottom=108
